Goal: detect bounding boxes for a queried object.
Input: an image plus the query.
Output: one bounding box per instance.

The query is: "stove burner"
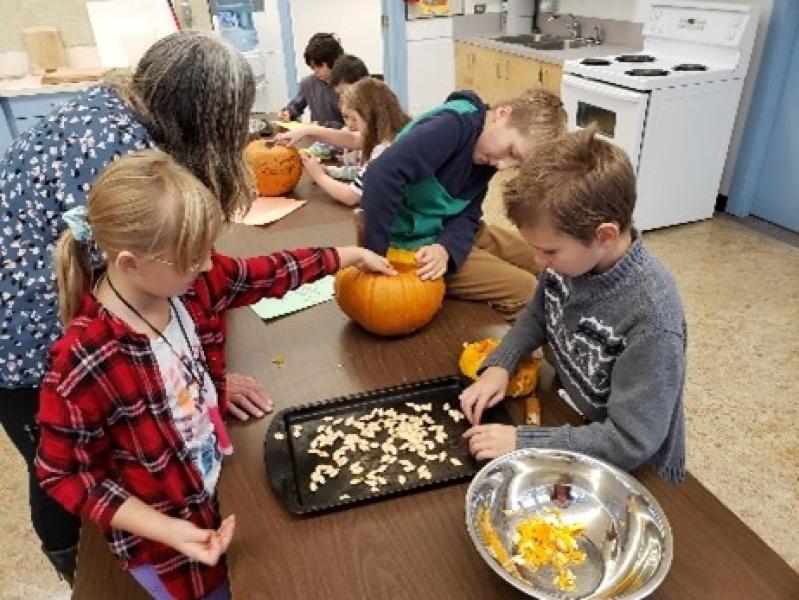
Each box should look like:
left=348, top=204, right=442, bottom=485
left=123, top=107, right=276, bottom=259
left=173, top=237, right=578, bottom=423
left=625, top=68, right=670, bottom=77
left=616, top=54, right=656, bottom=63
left=581, top=58, right=612, bottom=66
left=673, top=63, right=708, bottom=71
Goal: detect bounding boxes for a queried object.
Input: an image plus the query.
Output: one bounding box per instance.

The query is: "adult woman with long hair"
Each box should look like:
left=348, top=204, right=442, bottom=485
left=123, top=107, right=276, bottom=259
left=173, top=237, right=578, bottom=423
left=0, top=31, right=267, bottom=584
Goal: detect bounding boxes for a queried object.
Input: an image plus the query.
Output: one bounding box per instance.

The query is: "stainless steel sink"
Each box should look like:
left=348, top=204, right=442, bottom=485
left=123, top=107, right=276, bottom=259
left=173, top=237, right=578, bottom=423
left=493, top=34, right=590, bottom=51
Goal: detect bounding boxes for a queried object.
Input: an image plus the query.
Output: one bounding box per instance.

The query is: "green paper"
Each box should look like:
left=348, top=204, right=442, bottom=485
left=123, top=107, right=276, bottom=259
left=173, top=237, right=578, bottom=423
left=250, top=276, right=335, bottom=321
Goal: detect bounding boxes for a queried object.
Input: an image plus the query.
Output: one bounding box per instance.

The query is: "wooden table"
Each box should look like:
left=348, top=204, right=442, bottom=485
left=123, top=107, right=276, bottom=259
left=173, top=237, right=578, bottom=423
left=73, top=181, right=799, bottom=599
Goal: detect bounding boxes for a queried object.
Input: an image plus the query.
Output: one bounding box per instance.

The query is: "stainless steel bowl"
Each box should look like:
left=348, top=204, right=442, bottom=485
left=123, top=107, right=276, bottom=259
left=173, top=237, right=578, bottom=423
left=465, top=449, right=672, bottom=599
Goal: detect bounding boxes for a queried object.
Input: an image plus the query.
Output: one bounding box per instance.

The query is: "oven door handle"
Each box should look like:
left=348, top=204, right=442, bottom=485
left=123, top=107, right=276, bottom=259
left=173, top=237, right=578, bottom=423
left=562, top=74, right=646, bottom=104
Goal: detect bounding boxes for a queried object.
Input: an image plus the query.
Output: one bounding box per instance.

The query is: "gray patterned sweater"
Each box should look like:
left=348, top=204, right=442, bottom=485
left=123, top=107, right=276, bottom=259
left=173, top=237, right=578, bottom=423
left=481, top=235, right=686, bottom=482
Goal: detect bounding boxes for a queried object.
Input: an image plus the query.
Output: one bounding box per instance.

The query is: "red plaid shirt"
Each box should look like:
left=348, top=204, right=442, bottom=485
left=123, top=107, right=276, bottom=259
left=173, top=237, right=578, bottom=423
left=36, top=248, right=339, bottom=600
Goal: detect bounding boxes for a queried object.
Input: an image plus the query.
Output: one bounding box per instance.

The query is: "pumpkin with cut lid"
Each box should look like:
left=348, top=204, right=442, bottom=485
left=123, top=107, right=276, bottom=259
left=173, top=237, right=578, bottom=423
left=243, top=140, right=302, bottom=196
left=459, top=338, right=540, bottom=397
left=334, top=248, right=445, bottom=336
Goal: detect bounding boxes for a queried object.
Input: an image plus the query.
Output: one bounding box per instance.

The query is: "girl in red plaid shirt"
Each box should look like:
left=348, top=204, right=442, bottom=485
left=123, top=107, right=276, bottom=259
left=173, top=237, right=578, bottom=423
left=36, top=151, right=395, bottom=600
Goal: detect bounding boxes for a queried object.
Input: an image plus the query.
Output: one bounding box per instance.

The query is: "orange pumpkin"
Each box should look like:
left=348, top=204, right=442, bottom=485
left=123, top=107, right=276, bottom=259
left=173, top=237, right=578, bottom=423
left=334, top=248, right=445, bottom=336
left=243, top=140, right=302, bottom=196
left=459, top=338, right=540, bottom=397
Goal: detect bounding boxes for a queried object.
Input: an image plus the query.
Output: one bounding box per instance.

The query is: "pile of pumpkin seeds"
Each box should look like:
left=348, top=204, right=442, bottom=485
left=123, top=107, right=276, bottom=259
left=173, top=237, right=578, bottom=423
left=275, top=402, right=467, bottom=500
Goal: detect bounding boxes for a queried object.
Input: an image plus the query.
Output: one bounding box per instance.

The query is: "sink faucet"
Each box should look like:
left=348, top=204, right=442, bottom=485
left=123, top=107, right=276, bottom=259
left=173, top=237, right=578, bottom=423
left=547, top=13, right=581, bottom=40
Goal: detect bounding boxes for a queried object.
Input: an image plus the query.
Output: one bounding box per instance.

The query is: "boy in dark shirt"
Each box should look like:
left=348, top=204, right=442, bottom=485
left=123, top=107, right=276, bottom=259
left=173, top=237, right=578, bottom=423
left=279, top=33, right=344, bottom=128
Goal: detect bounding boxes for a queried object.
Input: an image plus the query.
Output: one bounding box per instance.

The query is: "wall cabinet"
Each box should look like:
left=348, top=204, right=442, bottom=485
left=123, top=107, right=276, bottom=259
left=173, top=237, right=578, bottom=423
left=454, top=41, right=563, bottom=103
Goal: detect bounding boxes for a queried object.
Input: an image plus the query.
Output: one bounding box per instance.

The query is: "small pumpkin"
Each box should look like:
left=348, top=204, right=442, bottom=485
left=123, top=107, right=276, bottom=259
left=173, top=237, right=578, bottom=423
left=459, top=338, right=540, bottom=397
left=243, top=140, right=302, bottom=196
left=334, top=248, right=445, bottom=336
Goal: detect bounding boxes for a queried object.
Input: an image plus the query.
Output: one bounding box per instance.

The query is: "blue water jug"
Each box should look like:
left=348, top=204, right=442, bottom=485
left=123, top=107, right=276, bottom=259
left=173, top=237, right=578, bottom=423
left=210, top=0, right=259, bottom=52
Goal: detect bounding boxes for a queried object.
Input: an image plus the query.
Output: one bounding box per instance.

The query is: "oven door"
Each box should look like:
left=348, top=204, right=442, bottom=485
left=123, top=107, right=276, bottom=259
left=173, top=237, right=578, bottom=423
left=561, top=74, right=649, bottom=170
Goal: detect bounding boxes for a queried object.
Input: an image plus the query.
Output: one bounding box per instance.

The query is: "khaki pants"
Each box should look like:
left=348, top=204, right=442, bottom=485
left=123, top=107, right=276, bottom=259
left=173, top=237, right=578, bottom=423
left=446, top=224, right=539, bottom=321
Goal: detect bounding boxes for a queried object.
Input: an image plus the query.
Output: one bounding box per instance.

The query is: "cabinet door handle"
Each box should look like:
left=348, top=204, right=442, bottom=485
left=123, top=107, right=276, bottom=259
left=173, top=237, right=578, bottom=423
left=495, top=62, right=500, bottom=78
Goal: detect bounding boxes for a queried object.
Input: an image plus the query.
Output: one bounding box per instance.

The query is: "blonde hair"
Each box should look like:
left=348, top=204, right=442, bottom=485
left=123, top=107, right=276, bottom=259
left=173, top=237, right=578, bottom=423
left=340, top=78, right=410, bottom=160
left=504, top=127, right=636, bottom=241
left=493, top=88, right=567, bottom=144
left=106, top=31, right=256, bottom=220
left=55, top=150, right=224, bottom=324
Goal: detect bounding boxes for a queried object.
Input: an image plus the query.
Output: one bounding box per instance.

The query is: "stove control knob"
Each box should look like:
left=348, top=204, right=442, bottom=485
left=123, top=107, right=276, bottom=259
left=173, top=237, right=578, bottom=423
left=727, top=30, right=737, bottom=41
left=652, top=9, right=662, bottom=19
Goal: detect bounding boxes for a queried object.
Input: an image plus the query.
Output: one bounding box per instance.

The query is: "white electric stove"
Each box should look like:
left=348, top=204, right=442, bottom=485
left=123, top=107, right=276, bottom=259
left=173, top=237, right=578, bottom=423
left=560, top=1, right=759, bottom=230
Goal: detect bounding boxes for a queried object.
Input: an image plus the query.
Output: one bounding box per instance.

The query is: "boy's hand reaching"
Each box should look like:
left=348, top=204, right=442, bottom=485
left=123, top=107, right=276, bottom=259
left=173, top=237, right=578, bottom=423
left=300, top=153, right=326, bottom=182
left=275, top=129, right=310, bottom=147
left=463, top=424, right=516, bottom=460
left=169, top=515, right=236, bottom=566
left=415, top=244, right=448, bottom=280
left=459, top=366, right=509, bottom=424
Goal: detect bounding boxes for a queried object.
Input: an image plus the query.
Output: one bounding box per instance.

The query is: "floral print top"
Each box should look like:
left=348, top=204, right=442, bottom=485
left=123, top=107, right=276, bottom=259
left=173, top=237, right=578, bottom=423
left=0, top=85, right=154, bottom=388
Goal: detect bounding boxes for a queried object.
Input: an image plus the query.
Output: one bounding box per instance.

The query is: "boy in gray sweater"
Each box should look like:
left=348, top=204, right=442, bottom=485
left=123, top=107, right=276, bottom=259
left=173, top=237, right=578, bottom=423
left=460, top=128, right=686, bottom=483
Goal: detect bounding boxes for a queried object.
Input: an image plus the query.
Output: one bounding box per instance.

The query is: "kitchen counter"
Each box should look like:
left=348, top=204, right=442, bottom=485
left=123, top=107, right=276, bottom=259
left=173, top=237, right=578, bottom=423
left=0, top=75, right=92, bottom=98
left=455, top=34, right=640, bottom=66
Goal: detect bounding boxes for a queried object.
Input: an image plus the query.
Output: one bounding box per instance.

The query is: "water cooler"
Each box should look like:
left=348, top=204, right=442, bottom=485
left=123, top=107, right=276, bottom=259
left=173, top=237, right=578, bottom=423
left=210, top=0, right=268, bottom=112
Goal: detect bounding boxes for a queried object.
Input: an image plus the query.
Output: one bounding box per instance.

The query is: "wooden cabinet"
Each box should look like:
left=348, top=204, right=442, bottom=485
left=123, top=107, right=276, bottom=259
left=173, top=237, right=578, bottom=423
left=540, top=61, right=563, bottom=97
left=454, top=41, right=563, bottom=102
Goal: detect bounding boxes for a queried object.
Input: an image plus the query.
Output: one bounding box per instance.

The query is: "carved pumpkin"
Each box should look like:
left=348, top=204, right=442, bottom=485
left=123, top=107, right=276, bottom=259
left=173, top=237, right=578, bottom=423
left=243, top=140, right=302, bottom=196
left=334, top=248, right=445, bottom=336
left=459, top=338, right=540, bottom=397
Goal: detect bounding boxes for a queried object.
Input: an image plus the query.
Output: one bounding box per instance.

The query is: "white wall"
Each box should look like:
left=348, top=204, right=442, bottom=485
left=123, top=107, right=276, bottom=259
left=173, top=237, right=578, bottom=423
left=713, top=0, right=773, bottom=195
left=254, top=2, right=289, bottom=112
left=550, top=0, right=774, bottom=196
left=289, top=0, right=382, bottom=77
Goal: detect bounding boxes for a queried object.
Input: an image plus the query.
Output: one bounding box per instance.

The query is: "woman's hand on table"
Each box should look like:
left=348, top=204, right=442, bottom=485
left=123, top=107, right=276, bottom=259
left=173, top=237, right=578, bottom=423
left=460, top=366, right=509, bottom=424
left=226, top=372, right=272, bottom=420
left=415, top=244, right=448, bottom=280
left=463, top=424, right=516, bottom=460
left=337, top=247, right=397, bottom=275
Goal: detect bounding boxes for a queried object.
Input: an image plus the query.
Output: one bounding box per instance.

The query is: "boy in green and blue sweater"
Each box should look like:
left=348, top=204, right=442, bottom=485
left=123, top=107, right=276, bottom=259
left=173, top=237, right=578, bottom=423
left=361, top=88, right=567, bottom=320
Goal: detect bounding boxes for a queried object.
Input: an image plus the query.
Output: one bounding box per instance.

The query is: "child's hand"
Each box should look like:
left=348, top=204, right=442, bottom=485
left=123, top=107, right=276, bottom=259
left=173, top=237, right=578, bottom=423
left=168, top=514, right=236, bottom=566
left=415, top=244, right=448, bottom=280
left=459, top=366, right=509, bottom=424
left=301, top=153, right=326, bottom=182
left=463, top=424, right=516, bottom=460
left=275, top=129, right=308, bottom=147
left=277, top=108, right=291, bottom=121
left=226, top=372, right=272, bottom=420
left=337, top=246, right=397, bottom=275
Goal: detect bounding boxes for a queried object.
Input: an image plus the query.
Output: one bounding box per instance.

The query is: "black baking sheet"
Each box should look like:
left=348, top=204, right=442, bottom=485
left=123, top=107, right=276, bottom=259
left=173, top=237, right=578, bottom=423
left=264, top=376, right=509, bottom=515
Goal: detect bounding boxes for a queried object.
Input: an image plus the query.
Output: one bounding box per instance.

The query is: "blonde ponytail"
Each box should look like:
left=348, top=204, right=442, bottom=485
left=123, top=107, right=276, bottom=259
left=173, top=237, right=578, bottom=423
left=55, top=229, right=93, bottom=324
left=53, top=150, right=224, bottom=326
